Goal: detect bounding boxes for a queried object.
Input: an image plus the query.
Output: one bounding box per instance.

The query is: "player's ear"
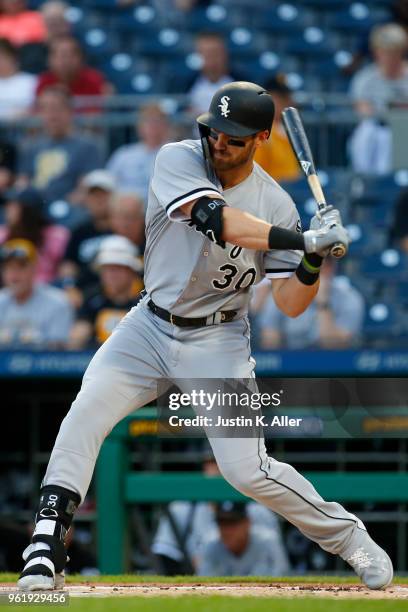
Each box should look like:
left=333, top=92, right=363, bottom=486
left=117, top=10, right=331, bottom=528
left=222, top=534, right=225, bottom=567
left=255, top=130, right=270, bottom=147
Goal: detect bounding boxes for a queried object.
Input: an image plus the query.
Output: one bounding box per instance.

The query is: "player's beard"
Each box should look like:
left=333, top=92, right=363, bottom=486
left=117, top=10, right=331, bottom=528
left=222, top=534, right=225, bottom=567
left=210, top=143, right=255, bottom=171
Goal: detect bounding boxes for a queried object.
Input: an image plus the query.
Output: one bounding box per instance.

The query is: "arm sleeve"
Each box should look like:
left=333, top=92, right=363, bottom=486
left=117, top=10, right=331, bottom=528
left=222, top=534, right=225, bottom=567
left=151, top=142, right=222, bottom=222
left=263, top=195, right=302, bottom=279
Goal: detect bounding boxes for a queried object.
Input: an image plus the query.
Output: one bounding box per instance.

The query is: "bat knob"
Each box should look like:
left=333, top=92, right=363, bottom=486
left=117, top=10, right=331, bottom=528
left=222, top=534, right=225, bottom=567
left=330, top=242, right=347, bottom=259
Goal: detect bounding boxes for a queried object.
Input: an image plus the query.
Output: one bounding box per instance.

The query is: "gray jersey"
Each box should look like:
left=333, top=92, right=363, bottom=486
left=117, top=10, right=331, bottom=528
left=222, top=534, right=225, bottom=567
left=144, top=139, right=302, bottom=318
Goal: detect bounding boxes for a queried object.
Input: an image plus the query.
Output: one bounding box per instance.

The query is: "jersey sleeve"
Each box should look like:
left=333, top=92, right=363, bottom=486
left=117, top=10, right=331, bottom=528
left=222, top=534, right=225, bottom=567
left=151, top=142, right=222, bottom=222
left=263, top=195, right=303, bottom=279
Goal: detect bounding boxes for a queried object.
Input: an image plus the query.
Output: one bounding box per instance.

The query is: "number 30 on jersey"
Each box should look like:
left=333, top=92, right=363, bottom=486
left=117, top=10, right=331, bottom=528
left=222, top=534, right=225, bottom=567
left=212, top=246, right=256, bottom=291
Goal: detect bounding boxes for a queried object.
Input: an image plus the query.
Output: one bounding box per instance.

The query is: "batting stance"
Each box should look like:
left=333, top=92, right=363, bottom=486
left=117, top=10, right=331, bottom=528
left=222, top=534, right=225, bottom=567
left=18, top=82, right=392, bottom=590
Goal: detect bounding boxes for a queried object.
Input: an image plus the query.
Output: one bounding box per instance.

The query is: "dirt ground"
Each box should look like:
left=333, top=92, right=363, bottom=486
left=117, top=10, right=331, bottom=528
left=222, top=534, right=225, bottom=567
left=3, top=582, right=408, bottom=599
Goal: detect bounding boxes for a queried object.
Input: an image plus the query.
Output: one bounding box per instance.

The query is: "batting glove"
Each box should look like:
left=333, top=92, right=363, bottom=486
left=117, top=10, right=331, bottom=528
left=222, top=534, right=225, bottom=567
left=303, top=224, right=349, bottom=256
left=310, top=205, right=343, bottom=231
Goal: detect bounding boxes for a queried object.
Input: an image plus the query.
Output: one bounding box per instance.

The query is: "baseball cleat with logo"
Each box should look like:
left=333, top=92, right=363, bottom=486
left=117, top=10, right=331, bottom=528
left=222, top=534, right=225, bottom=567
left=17, top=542, right=67, bottom=591
left=343, top=530, right=393, bottom=589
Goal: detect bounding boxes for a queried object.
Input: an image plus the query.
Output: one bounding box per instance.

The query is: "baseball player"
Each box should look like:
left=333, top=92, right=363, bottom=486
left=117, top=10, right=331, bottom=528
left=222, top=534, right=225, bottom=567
left=18, top=82, right=392, bottom=591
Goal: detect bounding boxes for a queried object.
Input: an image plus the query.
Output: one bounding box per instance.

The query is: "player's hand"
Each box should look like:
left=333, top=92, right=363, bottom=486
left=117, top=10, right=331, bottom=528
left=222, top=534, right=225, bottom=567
left=310, top=206, right=343, bottom=231
left=303, top=224, right=349, bottom=256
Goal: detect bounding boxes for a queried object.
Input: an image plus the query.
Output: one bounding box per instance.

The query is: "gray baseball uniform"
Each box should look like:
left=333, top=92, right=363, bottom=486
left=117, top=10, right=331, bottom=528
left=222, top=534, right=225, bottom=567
left=43, top=138, right=367, bottom=563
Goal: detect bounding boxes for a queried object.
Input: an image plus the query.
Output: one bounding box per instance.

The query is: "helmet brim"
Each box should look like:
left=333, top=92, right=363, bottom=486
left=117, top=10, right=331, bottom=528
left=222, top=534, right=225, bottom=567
left=197, top=111, right=260, bottom=138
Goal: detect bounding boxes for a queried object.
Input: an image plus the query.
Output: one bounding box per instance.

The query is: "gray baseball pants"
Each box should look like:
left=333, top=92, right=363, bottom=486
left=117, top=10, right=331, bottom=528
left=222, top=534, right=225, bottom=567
left=44, top=296, right=365, bottom=558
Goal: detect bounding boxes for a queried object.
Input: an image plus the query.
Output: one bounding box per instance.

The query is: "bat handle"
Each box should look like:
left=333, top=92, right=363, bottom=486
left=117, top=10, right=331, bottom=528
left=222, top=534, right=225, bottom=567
left=330, top=242, right=347, bottom=258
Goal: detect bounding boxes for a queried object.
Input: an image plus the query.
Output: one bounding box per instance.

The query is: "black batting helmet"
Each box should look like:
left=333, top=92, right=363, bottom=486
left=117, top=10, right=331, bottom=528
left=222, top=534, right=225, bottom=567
left=197, top=81, right=275, bottom=138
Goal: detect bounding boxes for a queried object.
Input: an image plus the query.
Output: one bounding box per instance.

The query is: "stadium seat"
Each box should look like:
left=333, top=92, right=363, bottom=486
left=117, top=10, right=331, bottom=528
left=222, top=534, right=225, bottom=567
left=313, top=50, right=354, bottom=92
left=78, top=27, right=120, bottom=63
left=227, top=27, right=266, bottom=58
left=359, top=249, right=408, bottom=282
left=285, top=27, right=335, bottom=58
left=136, top=28, right=193, bottom=58
left=327, top=3, right=384, bottom=33
left=350, top=172, right=408, bottom=206
left=396, top=282, right=408, bottom=306
left=253, top=4, right=311, bottom=34
left=46, top=200, right=89, bottom=230
left=102, top=54, right=163, bottom=94
left=346, top=223, right=382, bottom=256
left=112, top=5, right=161, bottom=33
left=363, top=302, right=400, bottom=341
left=185, top=4, right=234, bottom=33
left=161, top=55, right=200, bottom=94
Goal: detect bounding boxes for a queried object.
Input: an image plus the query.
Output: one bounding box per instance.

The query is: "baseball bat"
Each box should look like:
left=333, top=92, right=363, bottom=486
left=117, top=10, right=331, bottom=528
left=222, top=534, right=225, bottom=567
left=281, top=106, right=347, bottom=258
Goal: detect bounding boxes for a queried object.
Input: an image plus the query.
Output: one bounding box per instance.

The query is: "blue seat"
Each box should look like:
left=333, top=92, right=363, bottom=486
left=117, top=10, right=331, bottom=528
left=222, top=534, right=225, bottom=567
left=112, top=5, right=160, bottom=33
left=253, top=4, right=310, bottom=34
left=350, top=172, right=408, bottom=205
left=78, top=28, right=120, bottom=63
left=363, top=302, right=399, bottom=340
left=185, top=4, right=233, bottom=33
left=396, top=282, right=408, bottom=306
left=346, top=223, right=379, bottom=257
left=102, top=54, right=162, bottom=94
left=161, top=56, right=200, bottom=93
left=46, top=200, right=90, bottom=230
left=280, top=178, right=311, bottom=204
left=313, top=50, right=354, bottom=92
left=228, top=27, right=265, bottom=58
left=327, top=3, right=391, bottom=33
left=285, top=27, right=334, bottom=58
left=360, top=249, right=408, bottom=282
left=295, top=0, right=346, bottom=8
left=137, top=28, right=192, bottom=58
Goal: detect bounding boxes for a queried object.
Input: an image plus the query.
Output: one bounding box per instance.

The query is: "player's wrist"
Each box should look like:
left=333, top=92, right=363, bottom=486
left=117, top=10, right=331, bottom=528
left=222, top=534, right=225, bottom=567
left=303, top=252, right=324, bottom=269
left=295, top=255, right=322, bottom=286
left=268, top=226, right=304, bottom=251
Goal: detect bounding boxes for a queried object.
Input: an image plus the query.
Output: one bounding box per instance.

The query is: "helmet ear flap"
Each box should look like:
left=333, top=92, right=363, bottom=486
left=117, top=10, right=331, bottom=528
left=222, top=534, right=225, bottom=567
left=198, top=123, right=210, bottom=139
left=198, top=122, right=218, bottom=185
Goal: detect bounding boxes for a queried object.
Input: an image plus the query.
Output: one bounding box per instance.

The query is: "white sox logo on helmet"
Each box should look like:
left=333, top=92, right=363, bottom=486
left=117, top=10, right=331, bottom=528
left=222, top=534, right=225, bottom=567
left=218, top=96, right=231, bottom=117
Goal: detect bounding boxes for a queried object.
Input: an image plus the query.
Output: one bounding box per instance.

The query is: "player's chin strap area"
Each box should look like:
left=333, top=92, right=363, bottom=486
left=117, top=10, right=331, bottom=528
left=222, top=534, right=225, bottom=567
left=145, top=294, right=238, bottom=328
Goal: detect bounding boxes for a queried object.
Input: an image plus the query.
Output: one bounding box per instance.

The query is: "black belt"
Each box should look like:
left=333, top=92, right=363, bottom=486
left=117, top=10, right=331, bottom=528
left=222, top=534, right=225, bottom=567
left=147, top=298, right=238, bottom=328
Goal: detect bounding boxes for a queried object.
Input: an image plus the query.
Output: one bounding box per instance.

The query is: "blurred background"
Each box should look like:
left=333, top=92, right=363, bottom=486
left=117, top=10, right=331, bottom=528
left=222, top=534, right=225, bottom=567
left=0, top=0, right=408, bottom=580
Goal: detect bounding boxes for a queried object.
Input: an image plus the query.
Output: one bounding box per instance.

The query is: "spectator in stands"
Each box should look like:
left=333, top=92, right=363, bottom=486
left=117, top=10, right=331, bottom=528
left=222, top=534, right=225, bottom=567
left=254, top=75, right=301, bottom=182
left=36, top=35, right=112, bottom=105
left=152, top=450, right=289, bottom=575
left=16, top=87, right=103, bottom=203
left=389, top=187, right=408, bottom=252
left=0, top=38, right=37, bottom=120
left=0, top=188, right=69, bottom=283
left=68, top=235, right=142, bottom=349
left=188, top=32, right=238, bottom=115
left=0, top=238, right=73, bottom=347
left=110, top=192, right=145, bottom=250
left=41, top=0, right=70, bottom=39
left=20, top=1, right=71, bottom=74
left=197, top=502, right=289, bottom=577
left=59, top=170, right=114, bottom=304
left=251, top=259, right=365, bottom=350
left=348, top=23, right=408, bottom=175
left=0, top=139, right=16, bottom=203
left=107, top=104, right=171, bottom=205
left=0, top=0, right=46, bottom=47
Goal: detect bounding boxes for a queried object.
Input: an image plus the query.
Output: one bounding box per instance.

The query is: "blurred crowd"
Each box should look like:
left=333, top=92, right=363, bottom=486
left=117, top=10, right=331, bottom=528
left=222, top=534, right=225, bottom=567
left=0, top=0, right=407, bottom=351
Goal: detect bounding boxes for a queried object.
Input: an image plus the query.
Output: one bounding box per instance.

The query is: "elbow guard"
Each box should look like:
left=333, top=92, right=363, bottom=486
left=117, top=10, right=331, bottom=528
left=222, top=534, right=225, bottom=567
left=191, top=197, right=226, bottom=248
